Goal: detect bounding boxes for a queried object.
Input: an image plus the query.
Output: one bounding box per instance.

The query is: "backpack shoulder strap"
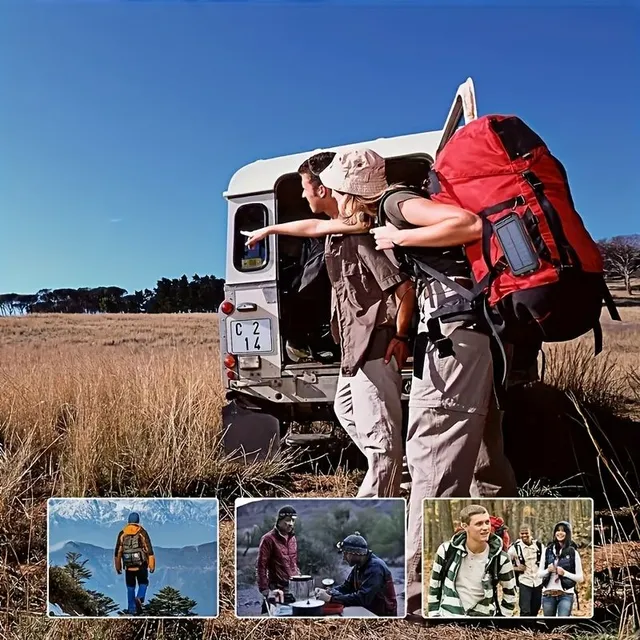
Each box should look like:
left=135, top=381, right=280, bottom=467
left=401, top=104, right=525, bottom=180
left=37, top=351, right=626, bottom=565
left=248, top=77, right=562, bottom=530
left=378, top=187, right=422, bottom=229
left=490, top=554, right=503, bottom=615
left=490, top=553, right=502, bottom=586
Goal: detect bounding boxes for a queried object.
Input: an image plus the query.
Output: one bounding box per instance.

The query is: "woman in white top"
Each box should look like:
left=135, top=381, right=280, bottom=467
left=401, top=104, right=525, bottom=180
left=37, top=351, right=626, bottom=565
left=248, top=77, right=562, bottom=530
left=537, top=521, right=584, bottom=616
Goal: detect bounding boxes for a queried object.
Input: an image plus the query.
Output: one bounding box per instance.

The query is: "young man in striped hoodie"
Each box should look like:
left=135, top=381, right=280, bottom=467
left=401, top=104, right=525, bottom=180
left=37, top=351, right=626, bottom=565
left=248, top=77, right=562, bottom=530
left=427, top=504, right=517, bottom=617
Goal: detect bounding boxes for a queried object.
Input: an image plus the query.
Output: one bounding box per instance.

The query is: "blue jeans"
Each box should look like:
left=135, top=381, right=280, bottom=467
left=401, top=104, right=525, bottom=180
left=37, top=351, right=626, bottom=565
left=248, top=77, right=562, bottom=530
left=542, top=593, right=574, bottom=617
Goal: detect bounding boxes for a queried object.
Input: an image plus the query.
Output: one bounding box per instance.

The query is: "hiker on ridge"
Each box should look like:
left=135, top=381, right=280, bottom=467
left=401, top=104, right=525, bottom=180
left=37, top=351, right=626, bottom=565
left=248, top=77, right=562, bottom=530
left=114, top=511, right=156, bottom=615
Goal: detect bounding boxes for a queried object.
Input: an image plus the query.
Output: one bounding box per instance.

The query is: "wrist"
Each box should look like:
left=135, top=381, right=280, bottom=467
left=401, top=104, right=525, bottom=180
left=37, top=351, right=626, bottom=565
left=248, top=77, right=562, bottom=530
left=393, top=229, right=408, bottom=246
left=394, top=333, right=409, bottom=342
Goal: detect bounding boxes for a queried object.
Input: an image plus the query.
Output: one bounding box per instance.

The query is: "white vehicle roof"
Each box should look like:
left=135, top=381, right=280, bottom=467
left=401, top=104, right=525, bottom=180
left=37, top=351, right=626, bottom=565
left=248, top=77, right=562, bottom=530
left=224, top=128, right=443, bottom=199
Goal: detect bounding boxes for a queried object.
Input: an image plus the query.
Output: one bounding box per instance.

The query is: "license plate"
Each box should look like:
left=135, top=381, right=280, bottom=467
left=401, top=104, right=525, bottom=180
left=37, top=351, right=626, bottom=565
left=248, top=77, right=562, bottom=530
left=228, top=319, right=272, bottom=354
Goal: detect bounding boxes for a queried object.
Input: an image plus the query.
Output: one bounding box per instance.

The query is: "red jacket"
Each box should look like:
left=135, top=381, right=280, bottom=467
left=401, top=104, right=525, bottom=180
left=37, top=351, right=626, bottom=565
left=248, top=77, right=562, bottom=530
left=256, top=528, right=299, bottom=592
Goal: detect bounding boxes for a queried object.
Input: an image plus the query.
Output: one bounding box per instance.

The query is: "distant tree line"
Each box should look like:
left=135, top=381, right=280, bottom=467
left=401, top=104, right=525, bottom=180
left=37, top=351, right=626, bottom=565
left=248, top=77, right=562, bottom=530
left=597, top=234, right=640, bottom=295
left=2, top=234, right=637, bottom=317
left=0, top=274, right=225, bottom=315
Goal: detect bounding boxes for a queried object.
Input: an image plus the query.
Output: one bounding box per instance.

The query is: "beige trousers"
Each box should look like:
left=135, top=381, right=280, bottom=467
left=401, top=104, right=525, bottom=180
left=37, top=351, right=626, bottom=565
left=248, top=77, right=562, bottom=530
left=333, top=356, right=404, bottom=498
left=404, top=280, right=517, bottom=614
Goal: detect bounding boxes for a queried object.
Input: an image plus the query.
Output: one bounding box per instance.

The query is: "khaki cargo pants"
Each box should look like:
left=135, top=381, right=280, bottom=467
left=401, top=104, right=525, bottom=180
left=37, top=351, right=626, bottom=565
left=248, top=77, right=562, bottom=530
left=405, top=279, right=517, bottom=613
left=334, top=356, right=404, bottom=498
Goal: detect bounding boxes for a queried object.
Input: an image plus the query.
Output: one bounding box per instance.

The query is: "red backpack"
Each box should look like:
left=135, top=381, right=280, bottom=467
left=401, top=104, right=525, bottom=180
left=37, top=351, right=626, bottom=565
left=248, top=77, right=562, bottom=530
left=381, top=114, right=620, bottom=384
left=490, top=515, right=510, bottom=550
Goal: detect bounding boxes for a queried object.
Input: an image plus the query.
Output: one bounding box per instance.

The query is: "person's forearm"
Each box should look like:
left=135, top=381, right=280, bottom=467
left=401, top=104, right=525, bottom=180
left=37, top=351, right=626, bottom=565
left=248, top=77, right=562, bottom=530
left=394, top=218, right=481, bottom=248
left=395, top=280, right=415, bottom=337
left=267, top=218, right=366, bottom=238
left=266, top=220, right=325, bottom=238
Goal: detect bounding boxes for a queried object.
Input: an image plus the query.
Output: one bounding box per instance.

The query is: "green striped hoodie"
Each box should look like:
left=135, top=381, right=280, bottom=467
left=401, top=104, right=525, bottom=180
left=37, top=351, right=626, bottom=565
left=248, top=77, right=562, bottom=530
left=427, top=531, right=517, bottom=617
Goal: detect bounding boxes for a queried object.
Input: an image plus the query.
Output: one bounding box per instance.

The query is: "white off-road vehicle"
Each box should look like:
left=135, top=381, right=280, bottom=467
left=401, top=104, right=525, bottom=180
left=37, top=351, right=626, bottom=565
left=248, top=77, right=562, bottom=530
left=220, top=79, right=478, bottom=461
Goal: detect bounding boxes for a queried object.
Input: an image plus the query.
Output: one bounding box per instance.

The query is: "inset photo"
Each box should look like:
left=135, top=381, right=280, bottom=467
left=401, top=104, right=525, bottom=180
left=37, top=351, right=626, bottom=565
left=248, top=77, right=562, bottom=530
left=235, top=498, right=406, bottom=618
left=47, top=497, right=219, bottom=618
left=423, top=498, right=593, bottom=619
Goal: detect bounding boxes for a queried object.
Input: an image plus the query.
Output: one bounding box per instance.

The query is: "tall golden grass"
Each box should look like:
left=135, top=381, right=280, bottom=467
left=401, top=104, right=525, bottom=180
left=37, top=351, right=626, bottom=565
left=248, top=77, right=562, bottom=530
left=0, top=290, right=639, bottom=639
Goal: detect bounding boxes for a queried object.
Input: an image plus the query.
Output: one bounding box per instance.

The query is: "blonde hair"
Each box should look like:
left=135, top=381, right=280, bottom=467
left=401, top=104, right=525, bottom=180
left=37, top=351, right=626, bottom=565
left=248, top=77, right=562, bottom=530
left=338, top=182, right=410, bottom=229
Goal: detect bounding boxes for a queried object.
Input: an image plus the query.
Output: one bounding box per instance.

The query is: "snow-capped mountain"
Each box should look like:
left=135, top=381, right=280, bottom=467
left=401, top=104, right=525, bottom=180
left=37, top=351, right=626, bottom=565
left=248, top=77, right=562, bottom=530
left=49, top=498, right=218, bottom=528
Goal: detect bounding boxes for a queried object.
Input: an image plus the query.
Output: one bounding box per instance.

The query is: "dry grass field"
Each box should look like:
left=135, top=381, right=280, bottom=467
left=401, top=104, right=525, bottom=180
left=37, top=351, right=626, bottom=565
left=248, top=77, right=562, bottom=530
left=0, top=280, right=639, bottom=639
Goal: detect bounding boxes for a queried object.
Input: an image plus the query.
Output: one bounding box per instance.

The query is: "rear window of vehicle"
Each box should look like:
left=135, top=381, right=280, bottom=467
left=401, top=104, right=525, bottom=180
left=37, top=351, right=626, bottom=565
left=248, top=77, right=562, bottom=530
left=233, top=203, right=269, bottom=272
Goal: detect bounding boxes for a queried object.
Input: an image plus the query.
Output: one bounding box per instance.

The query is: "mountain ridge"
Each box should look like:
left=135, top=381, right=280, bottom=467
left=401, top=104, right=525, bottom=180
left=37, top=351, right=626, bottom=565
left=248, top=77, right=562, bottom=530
left=49, top=540, right=218, bottom=616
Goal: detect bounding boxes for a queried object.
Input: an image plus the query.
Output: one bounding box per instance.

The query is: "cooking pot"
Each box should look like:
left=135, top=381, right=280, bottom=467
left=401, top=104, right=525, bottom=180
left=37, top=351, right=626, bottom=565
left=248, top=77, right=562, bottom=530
left=291, top=598, right=325, bottom=617
left=289, top=575, right=313, bottom=601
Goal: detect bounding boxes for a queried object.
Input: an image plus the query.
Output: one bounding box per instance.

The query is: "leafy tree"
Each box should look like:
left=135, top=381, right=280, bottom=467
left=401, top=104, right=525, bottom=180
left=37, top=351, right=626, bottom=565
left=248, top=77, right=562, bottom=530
left=143, top=586, right=198, bottom=617
left=366, top=511, right=406, bottom=561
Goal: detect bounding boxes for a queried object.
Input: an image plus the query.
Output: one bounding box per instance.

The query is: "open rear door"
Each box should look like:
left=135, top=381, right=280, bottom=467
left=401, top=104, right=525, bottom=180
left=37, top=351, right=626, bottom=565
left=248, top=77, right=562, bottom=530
left=434, top=77, right=478, bottom=158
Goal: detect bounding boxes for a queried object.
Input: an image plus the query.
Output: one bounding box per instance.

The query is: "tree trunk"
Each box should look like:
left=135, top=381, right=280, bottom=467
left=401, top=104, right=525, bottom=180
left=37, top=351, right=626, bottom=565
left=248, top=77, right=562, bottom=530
left=625, top=273, right=633, bottom=295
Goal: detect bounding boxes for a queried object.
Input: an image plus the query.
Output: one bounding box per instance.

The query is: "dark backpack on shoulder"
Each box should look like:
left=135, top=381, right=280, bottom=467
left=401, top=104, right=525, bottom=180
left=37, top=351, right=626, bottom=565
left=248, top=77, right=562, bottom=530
left=122, top=530, right=147, bottom=569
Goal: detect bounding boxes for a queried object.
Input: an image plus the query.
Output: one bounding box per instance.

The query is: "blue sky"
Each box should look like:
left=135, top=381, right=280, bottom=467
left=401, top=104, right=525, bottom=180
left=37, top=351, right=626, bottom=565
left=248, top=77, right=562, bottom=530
left=1, top=1, right=637, bottom=295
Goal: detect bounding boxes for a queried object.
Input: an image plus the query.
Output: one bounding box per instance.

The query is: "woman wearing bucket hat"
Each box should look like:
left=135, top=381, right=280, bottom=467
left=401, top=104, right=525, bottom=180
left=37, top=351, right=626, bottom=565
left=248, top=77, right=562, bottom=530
left=245, top=149, right=415, bottom=499
left=321, top=149, right=518, bottom=617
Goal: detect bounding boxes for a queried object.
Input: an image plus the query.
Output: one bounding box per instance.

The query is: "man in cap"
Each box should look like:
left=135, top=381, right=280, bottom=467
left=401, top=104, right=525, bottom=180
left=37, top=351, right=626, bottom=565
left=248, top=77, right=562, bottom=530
left=256, top=505, right=301, bottom=612
left=114, top=512, right=156, bottom=615
left=314, top=532, right=398, bottom=616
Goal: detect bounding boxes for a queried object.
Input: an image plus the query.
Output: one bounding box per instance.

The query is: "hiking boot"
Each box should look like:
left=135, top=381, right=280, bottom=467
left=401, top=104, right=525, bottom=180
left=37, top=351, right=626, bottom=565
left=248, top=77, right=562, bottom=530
left=135, top=597, right=143, bottom=615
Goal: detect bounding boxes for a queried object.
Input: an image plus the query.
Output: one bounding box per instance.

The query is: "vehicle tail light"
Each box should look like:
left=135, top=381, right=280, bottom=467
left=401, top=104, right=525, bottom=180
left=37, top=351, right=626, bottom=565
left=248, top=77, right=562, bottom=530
left=220, top=300, right=234, bottom=315
left=238, top=356, right=261, bottom=370
left=224, top=354, right=237, bottom=369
